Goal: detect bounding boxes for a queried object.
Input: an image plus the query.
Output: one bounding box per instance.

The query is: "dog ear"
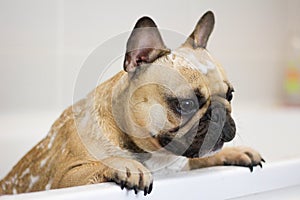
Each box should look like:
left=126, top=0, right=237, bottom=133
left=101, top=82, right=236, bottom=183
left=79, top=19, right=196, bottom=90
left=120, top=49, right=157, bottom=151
left=185, top=11, right=215, bottom=49
left=123, top=16, right=170, bottom=73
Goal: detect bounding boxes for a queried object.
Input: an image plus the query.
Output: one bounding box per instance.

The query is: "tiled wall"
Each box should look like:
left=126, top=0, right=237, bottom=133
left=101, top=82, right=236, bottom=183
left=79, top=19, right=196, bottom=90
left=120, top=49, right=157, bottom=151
left=0, top=0, right=299, bottom=111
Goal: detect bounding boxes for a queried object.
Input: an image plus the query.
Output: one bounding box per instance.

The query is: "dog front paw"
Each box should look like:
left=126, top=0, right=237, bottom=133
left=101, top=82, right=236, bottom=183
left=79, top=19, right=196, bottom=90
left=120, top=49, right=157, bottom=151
left=216, top=146, right=265, bottom=172
left=102, top=157, right=153, bottom=196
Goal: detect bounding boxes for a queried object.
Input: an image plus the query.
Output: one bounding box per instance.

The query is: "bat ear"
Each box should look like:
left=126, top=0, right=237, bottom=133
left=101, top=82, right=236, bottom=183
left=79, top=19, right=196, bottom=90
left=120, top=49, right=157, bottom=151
left=123, top=16, right=170, bottom=73
left=185, top=11, right=215, bottom=49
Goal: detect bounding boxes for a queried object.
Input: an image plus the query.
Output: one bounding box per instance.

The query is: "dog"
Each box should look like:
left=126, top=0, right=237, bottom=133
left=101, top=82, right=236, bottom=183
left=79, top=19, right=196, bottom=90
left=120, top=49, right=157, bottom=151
left=0, top=11, right=264, bottom=196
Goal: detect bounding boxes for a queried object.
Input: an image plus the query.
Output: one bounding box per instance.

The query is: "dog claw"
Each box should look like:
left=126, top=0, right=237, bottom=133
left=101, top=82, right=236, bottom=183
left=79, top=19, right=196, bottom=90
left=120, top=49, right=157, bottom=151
left=148, top=182, right=153, bottom=194
left=249, top=165, right=253, bottom=172
left=144, top=187, right=148, bottom=196
left=120, top=181, right=125, bottom=190
left=261, top=158, right=266, bottom=163
left=258, top=162, right=263, bottom=168
left=133, top=186, right=138, bottom=194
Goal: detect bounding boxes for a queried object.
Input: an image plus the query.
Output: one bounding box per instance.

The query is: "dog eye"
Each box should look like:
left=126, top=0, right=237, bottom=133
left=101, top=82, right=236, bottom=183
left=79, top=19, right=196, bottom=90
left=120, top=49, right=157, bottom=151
left=177, top=99, right=197, bottom=115
left=226, top=88, right=234, bottom=102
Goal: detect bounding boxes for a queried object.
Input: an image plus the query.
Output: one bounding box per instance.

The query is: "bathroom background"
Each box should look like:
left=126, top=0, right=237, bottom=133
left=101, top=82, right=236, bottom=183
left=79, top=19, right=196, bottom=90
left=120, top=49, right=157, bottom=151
left=0, top=0, right=300, bottom=188
left=1, top=0, right=300, bottom=112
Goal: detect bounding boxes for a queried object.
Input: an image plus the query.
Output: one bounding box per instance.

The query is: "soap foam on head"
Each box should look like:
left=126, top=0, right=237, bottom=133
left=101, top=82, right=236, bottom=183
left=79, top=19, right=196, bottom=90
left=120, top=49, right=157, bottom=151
left=170, top=48, right=216, bottom=74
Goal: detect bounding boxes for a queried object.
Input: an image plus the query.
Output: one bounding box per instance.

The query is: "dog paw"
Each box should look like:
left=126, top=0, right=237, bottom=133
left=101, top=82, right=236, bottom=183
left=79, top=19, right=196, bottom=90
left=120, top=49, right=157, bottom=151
left=216, top=146, right=265, bottom=172
left=102, top=157, right=153, bottom=196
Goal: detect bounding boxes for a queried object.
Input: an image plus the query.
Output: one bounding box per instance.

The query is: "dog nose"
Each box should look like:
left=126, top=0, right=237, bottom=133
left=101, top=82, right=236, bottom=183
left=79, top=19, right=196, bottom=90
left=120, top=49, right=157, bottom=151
left=204, top=101, right=236, bottom=143
left=221, top=116, right=236, bottom=142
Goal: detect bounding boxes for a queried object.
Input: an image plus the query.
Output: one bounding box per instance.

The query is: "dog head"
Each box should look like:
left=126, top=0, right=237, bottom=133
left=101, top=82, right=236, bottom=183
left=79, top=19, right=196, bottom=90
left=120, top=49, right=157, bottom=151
left=117, top=11, right=235, bottom=158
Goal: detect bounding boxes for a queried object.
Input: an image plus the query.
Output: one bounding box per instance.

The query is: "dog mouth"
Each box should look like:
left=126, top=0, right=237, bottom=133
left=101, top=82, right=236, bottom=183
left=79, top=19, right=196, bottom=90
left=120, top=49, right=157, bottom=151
left=183, top=135, right=225, bottom=158
left=157, top=102, right=236, bottom=158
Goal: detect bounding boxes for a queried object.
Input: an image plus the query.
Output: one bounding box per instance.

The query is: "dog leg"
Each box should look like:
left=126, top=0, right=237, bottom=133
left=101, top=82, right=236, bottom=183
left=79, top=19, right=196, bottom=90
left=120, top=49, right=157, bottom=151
left=58, top=157, right=153, bottom=196
left=188, top=146, right=265, bottom=172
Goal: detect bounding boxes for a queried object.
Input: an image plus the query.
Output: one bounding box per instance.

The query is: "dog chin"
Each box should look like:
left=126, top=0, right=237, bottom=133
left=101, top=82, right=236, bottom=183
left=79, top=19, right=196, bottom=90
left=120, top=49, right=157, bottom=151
left=197, top=141, right=224, bottom=158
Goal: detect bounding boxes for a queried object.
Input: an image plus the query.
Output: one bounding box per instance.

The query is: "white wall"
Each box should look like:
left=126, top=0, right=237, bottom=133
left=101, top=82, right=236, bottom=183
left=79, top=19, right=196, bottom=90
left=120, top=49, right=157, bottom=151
left=0, top=0, right=61, bottom=111
left=0, top=0, right=299, bottom=112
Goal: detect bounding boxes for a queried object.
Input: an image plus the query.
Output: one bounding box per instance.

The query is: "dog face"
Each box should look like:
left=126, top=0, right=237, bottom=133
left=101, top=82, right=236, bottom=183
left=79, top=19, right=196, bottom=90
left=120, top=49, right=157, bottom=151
left=120, top=11, right=236, bottom=158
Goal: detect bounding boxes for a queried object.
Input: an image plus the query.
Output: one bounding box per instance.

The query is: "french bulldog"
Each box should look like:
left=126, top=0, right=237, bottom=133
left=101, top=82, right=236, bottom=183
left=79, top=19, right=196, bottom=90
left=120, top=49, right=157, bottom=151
left=0, top=11, right=264, bottom=196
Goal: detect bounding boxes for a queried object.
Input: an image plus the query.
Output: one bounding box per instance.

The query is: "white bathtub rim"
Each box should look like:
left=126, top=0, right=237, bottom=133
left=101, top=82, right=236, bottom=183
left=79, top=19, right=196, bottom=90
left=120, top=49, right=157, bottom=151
left=1, top=157, right=300, bottom=200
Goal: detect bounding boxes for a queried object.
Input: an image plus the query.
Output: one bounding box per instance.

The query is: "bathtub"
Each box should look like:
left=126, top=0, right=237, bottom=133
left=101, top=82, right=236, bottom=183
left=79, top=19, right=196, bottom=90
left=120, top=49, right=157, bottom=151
left=1, top=104, right=300, bottom=199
